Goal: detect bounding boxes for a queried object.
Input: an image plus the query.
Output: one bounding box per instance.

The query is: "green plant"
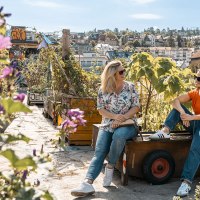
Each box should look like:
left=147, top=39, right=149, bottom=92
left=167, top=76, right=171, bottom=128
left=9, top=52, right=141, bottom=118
left=37, top=46, right=100, bottom=98
left=22, top=54, right=50, bottom=93
left=0, top=7, right=53, bottom=200
left=127, top=52, right=193, bottom=131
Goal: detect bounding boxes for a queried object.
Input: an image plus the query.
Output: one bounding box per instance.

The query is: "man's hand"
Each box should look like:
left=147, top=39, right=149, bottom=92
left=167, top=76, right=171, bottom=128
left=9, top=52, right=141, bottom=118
left=115, top=114, right=126, bottom=122
left=111, top=120, right=121, bottom=129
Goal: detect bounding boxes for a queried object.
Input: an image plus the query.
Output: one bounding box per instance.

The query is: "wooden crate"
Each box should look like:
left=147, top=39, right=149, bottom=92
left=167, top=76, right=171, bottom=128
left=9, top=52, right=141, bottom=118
left=61, top=96, right=102, bottom=145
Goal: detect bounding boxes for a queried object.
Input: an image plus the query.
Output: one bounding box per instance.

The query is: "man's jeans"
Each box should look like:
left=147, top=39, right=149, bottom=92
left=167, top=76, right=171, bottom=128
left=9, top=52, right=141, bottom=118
left=164, top=105, right=200, bottom=184
left=86, top=125, right=138, bottom=181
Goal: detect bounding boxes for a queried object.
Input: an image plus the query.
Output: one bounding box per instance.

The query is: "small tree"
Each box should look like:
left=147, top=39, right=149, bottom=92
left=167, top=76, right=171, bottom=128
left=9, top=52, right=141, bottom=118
left=127, top=52, right=193, bottom=131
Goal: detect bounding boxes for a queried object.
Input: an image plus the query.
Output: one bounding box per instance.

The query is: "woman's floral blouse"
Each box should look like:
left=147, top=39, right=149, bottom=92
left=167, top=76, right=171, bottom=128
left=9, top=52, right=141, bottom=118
left=97, top=81, right=140, bottom=132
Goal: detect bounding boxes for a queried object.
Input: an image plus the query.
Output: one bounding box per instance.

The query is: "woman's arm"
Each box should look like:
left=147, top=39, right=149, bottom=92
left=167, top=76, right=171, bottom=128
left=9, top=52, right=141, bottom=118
left=111, top=106, right=140, bottom=128
left=171, top=94, right=190, bottom=114
left=191, top=114, right=200, bottom=120
left=98, top=108, right=126, bottom=121
left=171, top=93, right=200, bottom=125
left=98, top=108, right=117, bottom=119
left=124, top=106, right=140, bottom=119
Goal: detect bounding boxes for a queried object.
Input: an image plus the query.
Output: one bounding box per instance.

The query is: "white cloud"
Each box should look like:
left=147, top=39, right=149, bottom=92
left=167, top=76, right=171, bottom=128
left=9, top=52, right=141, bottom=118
left=24, top=0, right=63, bottom=8
left=130, top=13, right=162, bottom=19
left=130, top=0, right=156, bottom=4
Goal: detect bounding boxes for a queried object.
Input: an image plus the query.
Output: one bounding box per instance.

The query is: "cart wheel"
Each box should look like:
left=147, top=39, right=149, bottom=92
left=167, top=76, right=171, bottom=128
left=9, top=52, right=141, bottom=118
left=143, top=150, right=175, bottom=185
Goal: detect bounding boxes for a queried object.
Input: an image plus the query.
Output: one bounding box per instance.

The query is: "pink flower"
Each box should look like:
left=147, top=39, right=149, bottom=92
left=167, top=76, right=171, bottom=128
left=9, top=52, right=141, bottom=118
left=75, top=115, right=87, bottom=126
left=0, top=35, right=12, bottom=50
left=62, top=119, right=78, bottom=133
left=0, top=67, right=13, bottom=79
left=67, top=108, right=84, bottom=118
left=14, top=93, right=26, bottom=102
left=62, top=109, right=87, bottom=134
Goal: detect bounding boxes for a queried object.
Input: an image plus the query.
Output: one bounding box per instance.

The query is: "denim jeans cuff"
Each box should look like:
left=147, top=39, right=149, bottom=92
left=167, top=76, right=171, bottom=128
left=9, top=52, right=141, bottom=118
left=180, top=178, right=192, bottom=185
left=163, top=123, right=172, bottom=132
left=85, top=176, right=94, bottom=182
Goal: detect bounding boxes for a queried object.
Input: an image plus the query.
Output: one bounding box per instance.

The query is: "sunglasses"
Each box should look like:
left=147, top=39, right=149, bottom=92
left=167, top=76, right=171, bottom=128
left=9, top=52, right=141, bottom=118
left=118, top=69, right=126, bottom=75
left=194, top=76, right=200, bottom=82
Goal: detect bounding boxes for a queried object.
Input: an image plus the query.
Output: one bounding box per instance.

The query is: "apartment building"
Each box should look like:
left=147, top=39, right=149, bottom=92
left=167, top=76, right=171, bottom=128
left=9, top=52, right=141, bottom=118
left=74, top=52, right=108, bottom=71
left=148, top=47, right=194, bottom=64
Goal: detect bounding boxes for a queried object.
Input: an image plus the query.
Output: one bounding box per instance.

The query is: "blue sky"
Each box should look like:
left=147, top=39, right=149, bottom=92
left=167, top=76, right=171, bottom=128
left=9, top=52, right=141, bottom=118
left=1, top=0, right=200, bottom=33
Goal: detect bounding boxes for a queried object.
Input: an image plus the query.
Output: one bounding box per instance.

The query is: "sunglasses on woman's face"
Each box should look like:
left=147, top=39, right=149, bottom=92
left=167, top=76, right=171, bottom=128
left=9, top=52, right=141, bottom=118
left=118, top=69, right=126, bottom=75
left=194, top=76, right=200, bottom=82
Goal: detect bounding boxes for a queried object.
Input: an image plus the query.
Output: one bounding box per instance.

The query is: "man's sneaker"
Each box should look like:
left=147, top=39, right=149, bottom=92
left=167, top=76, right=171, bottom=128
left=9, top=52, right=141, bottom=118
left=177, top=182, right=191, bottom=197
left=149, top=130, right=170, bottom=140
left=71, top=182, right=95, bottom=197
left=103, top=167, right=114, bottom=187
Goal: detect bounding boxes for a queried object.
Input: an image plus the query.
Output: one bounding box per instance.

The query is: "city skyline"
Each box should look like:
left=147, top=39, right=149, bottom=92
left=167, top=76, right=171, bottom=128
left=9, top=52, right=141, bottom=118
left=2, top=0, right=200, bottom=33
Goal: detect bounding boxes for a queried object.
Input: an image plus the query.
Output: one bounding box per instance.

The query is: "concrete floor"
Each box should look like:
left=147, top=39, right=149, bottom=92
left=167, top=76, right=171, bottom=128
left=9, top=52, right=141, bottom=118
left=2, top=105, right=199, bottom=200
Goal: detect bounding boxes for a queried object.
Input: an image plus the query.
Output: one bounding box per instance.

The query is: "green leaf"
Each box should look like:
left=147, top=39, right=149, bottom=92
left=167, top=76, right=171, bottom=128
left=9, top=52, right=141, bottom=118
left=1, top=98, right=32, bottom=114
left=3, top=133, right=31, bottom=144
left=41, top=191, right=54, bottom=200
left=14, top=156, right=37, bottom=170
left=16, top=188, right=36, bottom=200
left=137, top=68, right=145, bottom=77
left=0, top=149, right=19, bottom=166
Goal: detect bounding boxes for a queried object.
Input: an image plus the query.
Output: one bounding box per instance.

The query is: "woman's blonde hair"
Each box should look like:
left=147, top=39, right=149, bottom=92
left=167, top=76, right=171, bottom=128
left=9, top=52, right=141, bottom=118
left=101, top=60, right=122, bottom=94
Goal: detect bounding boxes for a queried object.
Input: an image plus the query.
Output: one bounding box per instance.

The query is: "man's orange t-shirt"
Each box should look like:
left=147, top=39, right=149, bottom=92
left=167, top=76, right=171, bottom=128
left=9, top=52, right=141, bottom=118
left=188, top=89, right=200, bottom=115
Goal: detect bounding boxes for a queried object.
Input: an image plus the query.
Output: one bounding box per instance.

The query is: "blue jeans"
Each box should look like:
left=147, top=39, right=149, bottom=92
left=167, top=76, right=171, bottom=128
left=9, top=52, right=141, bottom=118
left=164, top=105, right=200, bottom=184
left=86, top=125, right=138, bottom=180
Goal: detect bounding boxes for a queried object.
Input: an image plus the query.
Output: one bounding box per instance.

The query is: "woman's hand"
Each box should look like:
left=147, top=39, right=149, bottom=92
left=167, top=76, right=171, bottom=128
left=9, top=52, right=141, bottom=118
left=180, top=113, right=194, bottom=121
left=111, top=120, right=121, bottom=129
left=180, top=113, right=195, bottom=127
left=115, top=114, right=126, bottom=122
left=182, top=120, right=190, bottom=127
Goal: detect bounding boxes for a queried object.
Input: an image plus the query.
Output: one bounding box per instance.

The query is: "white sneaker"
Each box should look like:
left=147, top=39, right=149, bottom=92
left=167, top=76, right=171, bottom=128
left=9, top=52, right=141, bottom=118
left=103, top=167, right=114, bottom=187
left=71, top=182, right=95, bottom=197
left=177, top=182, right=191, bottom=197
left=149, top=130, right=170, bottom=140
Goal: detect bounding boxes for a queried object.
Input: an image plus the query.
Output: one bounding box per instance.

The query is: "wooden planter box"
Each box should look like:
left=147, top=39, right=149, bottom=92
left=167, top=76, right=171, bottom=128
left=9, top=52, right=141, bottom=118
left=43, top=98, right=62, bottom=126
left=61, top=96, right=102, bottom=145
left=43, top=89, right=62, bottom=125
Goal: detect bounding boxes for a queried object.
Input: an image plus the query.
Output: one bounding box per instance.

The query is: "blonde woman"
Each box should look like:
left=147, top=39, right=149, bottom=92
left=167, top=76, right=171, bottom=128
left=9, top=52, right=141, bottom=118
left=71, top=60, right=140, bottom=197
